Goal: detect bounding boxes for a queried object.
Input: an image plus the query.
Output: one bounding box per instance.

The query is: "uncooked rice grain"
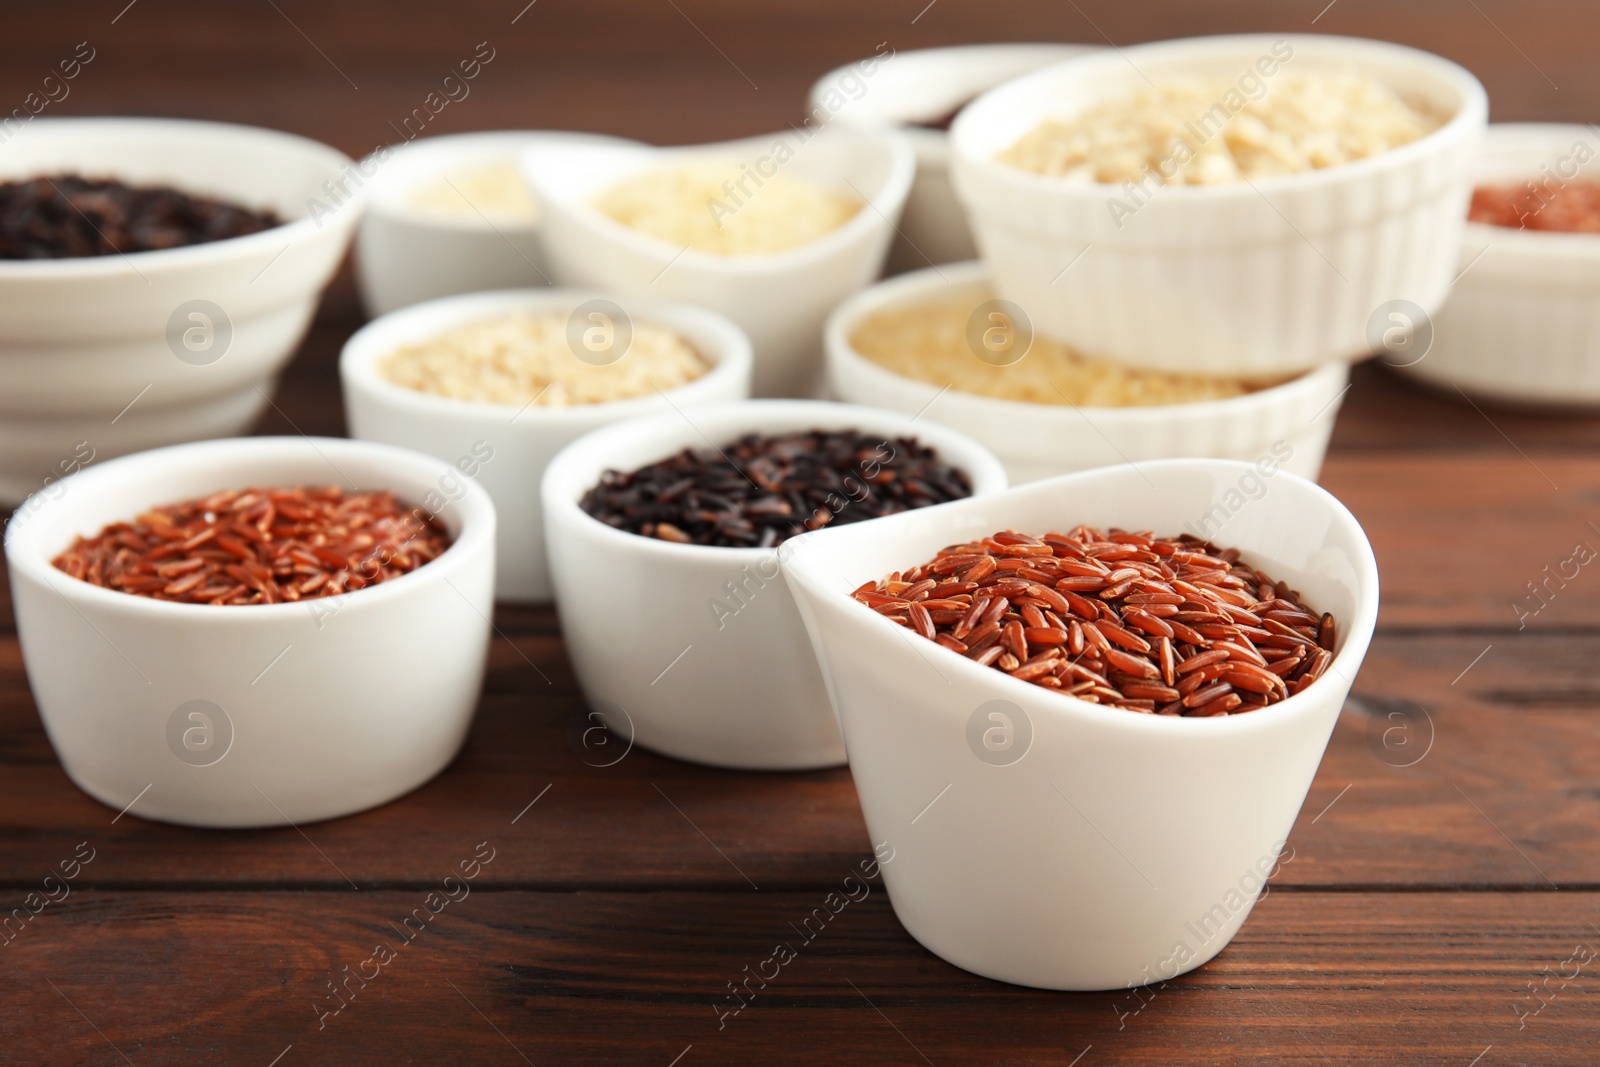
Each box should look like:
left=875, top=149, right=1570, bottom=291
left=52, top=486, right=451, bottom=605
left=379, top=311, right=710, bottom=406
left=854, top=526, right=1337, bottom=716
left=849, top=284, right=1282, bottom=406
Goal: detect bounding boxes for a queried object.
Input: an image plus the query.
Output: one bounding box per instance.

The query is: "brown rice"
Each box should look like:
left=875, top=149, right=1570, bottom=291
left=849, top=285, right=1281, bottom=406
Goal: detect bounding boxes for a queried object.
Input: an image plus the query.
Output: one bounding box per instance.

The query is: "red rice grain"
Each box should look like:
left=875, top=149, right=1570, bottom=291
left=51, top=486, right=451, bottom=605
left=852, top=526, right=1338, bottom=717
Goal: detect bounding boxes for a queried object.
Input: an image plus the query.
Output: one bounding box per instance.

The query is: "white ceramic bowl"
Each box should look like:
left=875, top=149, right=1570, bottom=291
left=951, top=34, right=1488, bottom=375
left=0, top=117, right=362, bottom=505
left=521, top=126, right=915, bottom=398
left=782, top=459, right=1379, bottom=990
left=826, top=262, right=1348, bottom=483
left=4, top=436, right=495, bottom=829
left=342, top=288, right=753, bottom=603
left=809, top=43, right=1096, bottom=273
left=1401, top=123, right=1600, bottom=405
left=541, top=399, right=1008, bottom=770
left=355, top=130, right=632, bottom=316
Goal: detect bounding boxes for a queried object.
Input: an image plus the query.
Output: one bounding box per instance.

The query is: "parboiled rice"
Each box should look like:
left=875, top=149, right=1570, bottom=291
left=379, top=311, right=710, bottom=406
left=849, top=287, right=1280, bottom=406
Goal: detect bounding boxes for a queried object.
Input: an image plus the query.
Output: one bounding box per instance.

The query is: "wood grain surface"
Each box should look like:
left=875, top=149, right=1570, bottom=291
left=3, top=1, right=1600, bottom=1064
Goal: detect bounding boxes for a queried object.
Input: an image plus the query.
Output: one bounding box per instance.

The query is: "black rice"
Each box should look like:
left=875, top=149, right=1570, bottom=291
left=580, top=429, right=972, bottom=548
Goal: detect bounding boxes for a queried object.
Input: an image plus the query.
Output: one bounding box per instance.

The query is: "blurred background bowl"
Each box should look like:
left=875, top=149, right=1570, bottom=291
left=342, top=287, right=752, bottom=603
left=1400, top=123, right=1600, bottom=406
left=826, top=262, right=1349, bottom=483
left=355, top=130, right=632, bottom=316
left=809, top=42, right=1095, bottom=273
left=0, top=117, right=361, bottom=506
left=521, top=125, right=914, bottom=398
left=950, top=34, right=1487, bottom=375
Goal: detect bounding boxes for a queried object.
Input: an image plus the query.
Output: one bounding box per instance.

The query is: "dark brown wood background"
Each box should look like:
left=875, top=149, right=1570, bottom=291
left=3, top=1, right=1600, bottom=1063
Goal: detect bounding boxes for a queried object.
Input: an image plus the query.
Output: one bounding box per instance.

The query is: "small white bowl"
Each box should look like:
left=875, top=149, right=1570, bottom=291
left=809, top=43, right=1096, bottom=273
left=1401, top=123, right=1600, bottom=405
left=521, top=126, right=915, bottom=397
left=0, top=117, right=362, bottom=504
left=354, top=130, right=632, bottom=316
left=826, top=262, right=1348, bottom=483
left=951, top=34, right=1488, bottom=375
left=781, top=458, right=1379, bottom=990
left=4, top=436, right=496, bottom=829
left=341, top=288, right=753, bottom=603
left=541, top=399, right=1007, bottom=770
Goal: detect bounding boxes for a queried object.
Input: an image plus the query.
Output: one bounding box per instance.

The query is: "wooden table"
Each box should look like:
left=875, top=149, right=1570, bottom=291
left=4, top=2, right=1599, bottom=1062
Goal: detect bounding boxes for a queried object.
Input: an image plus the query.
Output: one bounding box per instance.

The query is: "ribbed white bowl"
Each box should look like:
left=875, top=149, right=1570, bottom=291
left=951, top=34, right=1487, bottom=375
left=1401, top=123, right=1600, bottom=405
left=826, top=262, right=1348, bottom=484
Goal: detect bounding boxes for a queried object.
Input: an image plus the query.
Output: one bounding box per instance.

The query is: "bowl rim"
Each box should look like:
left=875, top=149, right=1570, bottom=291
left=541, top=397, right=1009, bottom=565
left=807, top=42, right=1101, bottom=128
left=781, top=456, right=1381, bottom=734
left=360, top=128, right=635, bottom=232
left=339, top=287, right=754, bottom=425
left=4, top=435, right=496, bottom=621
left=0, top=116, right=359, bottom=279
left=1459, top=122, right=1600, bottom=260
left=951, top=32, right=1489, bottom=202
left=824, top=260, right=1350, bottom=424
left=519, top=125, right=917, bottom=276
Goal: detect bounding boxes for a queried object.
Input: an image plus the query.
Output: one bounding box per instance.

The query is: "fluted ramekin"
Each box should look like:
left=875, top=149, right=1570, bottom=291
left=782, top=459, right=1379, bottom=989
left=826, top=262, right=1348, bottom=483
left=1401, top=123, right=1600, bottom=405
left=951, top=34, right=1487, bottom=375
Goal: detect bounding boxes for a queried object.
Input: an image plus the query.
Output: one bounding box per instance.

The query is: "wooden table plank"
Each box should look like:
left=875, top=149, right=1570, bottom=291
left=1, top=888, right=1593, bottom=1065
